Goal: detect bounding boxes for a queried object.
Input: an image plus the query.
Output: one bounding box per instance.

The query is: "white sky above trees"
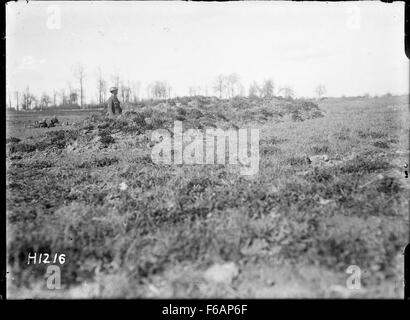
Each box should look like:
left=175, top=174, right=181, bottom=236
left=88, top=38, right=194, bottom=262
left=6, top=1, right=408, bottom=103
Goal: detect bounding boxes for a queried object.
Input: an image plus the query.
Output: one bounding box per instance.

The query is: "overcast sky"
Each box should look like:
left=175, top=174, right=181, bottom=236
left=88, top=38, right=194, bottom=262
left=6, top=1, right=408, bottom=102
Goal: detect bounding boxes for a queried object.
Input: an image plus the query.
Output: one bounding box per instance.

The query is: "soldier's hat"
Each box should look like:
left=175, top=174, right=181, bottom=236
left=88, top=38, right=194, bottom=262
left=109, top=87, right=118, bottom=93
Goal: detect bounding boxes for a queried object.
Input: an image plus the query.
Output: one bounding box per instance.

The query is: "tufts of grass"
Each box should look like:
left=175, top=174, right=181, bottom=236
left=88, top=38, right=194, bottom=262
left=291, top=111, right=304, bottom=122
left=373, top=140, right=390, bottom=149
left=311, top=144, right=330, bottom=154
left=7, top=95, right=407, bottom=298
left=357, top=129, right=388, bottom=140
left=286, top=156, right=310, bottom=166
left=41, top=130, right=80, bottom=150
left=98, top=130, right=115, bottom=146
left=8, top=142, right=37, bottom=154
left=338, top=156, right=389, bottom=175
left=27, top=160, right=54, bottom=169
left=375, top=176, right=403, bottom=196
left=78, top=156, right=119, bottom=169
left=8, top=129, right=80, bottom=153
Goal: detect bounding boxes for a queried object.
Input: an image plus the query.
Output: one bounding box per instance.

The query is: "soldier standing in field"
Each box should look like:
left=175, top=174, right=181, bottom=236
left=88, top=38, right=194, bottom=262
left=106, top=87, right=122, bottom=116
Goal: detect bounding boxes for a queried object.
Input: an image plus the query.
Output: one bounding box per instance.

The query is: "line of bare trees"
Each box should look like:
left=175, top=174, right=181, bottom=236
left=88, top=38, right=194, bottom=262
left=147, top=81, right=172, bottom=100
left=212, top=73, right=245, bottom=99
left=7, top=64, right=329, bottom=111
left=8, top=64, right=147, bottom=111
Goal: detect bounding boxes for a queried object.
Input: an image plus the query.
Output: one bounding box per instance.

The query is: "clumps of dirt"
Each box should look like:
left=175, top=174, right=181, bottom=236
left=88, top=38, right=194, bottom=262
left=8, top=142, right=37, bottom=154
left=375, top=176, right=402, bottom=195
left=9, top=130, right=80, bottom=154
left=305, top=166, right=334, bottom=183
left=310, top=222, right=386, bottom=272
left=74, top=96, right=325, bottom=139
left=291, top=111, right=304, bottom=122
left=337, top=156, right=389, bottom=175
left=261, top=137, right=287, bottom=146
left=26, top=160, right=54, bottom=170
left=357, top=130, right=388, bottom=139
left=303, top=212, right=406, bottom=279
left=96, top=117, right=131, bottom=132
left=9, top=155, right=22, bottom=161
left=83, top=124, right=95, bottom=131
left=83, top=111, right=171, bottom=136
left=259, top=137, right=284, bottom=156
left=373, top=141, right=390, bottom=149
left=333, top=132, right=350, bottom=141
left=78, top=156, right=119, bottom=168
left=260, top=145, right=281, bottom=156
left=81, top=114, right=138, bottom=135
left=176, top=107, right=187, bottom=116
left=312, top=144, right=330, bottom=154
left=98, top=130, right=115, bottom=147
left=132, top=96, right=323, bottom=127
left=41, top=130, right=80, bottom=150
left=277, top=100, right=324, bottom=122
left=176, top=115, right=186, bottom=121
left=6, top=137, right=21, bottom=144
left=130, top=154, right=153, bottom=165
left=286, top=156, right=311, bottom=166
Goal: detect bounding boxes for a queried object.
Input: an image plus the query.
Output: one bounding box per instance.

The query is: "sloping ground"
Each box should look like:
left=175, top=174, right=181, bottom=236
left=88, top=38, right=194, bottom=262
left=6, top=95, right=408, bottom=298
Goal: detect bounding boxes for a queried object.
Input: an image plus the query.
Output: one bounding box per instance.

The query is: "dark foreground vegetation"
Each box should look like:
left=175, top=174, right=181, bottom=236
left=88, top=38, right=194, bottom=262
left=6, top=95, right=408, bottom=298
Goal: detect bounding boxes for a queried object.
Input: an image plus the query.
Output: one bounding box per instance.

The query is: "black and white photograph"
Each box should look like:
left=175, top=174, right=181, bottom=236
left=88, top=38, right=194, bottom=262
left=5, top=1, right=409, bottom=299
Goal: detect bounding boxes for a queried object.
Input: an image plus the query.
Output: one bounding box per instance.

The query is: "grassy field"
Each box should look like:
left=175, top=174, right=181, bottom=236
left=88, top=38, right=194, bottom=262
left=6, top=109, right=103, bottom=140
left=6, top=95, right=409, bottom=298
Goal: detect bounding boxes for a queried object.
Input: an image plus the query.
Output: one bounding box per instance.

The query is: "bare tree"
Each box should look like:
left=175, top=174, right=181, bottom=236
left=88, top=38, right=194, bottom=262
left=166, top=82, right=172, bottom=99
left=188, top=85, right=201, bottom=96
left=96, top=67, right=107, bottom=106
left=278, top=86, right=295, bottom=100
left=72, top=64, right=85, bottom=108
left=248, top=82, right=261, bottom=98
left=29, top=95, right=38, bottom=110
left=146, top=84, right=152, bottom=99
left=67, top=82, right=75, bottom=106
left=111, top=72, right=120, bottom=89
left=119, top=80, right=125, bottom=102
left=315, top=85, right=327, bottom=100
left=126, top=80, right=133, bottom=103
left=51, top=90, right=58, bottom=107
left=69, top=92, right=78, bottom=106
left=149, top=81, right=170, bottom=99
left=23, top=93, right=36, bottom=110
left=22, top=87, right=34, bottom=110
left=213, top=74, right=227, bottom=98
left=14, top=91, right=20, bottom=111
left=261, top=79, right=275, bottom=98
left=118, top=80, right=132, bottom=110
left=226, top=73, right=241, bottom=98
left=237, top=83, right=245, bottom=97
left=40, top=93, right=51, bottom=109
left=59, top=88, right=67, bottom=107
left=130, top=81, right=141, bottom=103
left=8, top=90, right=12, bottom=109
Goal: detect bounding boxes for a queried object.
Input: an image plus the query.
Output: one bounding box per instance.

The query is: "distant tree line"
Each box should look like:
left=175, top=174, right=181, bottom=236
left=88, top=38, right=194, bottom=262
left=8, top=63, right=337, bottom=111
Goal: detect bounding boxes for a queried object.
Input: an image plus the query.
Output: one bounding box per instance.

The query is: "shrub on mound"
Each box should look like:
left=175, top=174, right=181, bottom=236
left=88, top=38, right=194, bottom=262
left=8, top=130, right=80, bottom=154
left=77, top=96, right=325, bottom=136
left=8, top=142, right=37, bottom=154
left=98, top=130, right=115, bottom=146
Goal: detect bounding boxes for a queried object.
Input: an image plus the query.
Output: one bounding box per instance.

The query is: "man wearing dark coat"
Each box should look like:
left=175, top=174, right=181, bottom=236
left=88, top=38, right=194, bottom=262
left=106, top=87, right=122, bottom=116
